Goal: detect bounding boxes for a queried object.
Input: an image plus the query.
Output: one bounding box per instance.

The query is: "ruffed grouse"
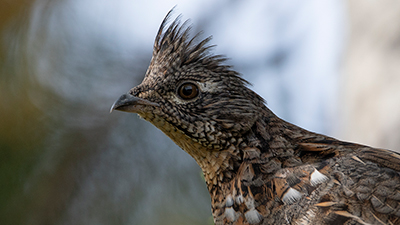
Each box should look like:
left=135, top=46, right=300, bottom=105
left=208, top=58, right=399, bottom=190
left=111, top=10, right=400, bottom=225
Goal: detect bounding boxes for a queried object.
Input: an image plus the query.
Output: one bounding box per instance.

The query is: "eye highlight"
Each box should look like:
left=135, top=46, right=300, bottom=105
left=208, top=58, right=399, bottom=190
left=177, top=82, right=199, bottom=100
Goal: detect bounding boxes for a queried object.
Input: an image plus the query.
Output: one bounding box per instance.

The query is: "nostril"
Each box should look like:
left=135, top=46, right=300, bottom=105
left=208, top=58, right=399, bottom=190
left=129, top=87, right=140, bottom=96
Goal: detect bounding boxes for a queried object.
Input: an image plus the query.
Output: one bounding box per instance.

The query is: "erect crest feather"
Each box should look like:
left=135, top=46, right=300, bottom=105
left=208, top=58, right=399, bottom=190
left=150, top=8, right=249, bottom=85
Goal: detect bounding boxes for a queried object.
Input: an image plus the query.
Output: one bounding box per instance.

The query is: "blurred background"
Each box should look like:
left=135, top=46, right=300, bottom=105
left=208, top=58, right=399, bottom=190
left=1, top=0, right=400, bottom=225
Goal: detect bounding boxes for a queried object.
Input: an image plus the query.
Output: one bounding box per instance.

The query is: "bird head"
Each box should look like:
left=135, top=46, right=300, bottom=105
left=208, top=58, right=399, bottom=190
left=111, top=10, right=265, bottom=157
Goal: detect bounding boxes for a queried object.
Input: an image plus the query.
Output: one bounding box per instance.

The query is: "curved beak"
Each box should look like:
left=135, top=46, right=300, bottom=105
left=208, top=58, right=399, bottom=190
left=110, top=93, right=159, bottom=113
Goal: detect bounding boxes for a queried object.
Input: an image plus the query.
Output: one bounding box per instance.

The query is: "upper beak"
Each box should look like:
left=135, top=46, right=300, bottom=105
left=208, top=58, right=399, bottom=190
left=110, top=93, right=159, bottom=113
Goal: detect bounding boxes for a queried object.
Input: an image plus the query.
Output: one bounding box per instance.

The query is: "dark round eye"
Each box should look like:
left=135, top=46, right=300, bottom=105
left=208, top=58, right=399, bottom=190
left=178, top=82, right=199, bottom=100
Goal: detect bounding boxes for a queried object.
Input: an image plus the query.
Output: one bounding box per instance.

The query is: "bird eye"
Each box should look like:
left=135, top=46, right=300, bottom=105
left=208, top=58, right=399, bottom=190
left=177, top=82, right=199, bottom=100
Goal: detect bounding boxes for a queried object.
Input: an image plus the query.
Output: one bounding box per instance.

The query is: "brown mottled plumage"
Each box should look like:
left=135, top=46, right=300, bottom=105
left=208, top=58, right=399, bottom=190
left=111, top=10, right=400, bottom=225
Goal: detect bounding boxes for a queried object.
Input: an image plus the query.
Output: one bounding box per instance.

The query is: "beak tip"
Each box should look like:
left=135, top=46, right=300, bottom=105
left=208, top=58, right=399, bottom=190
left=110, top=94, right=128, bottom=113
left=109, top=102, right=116, bottom=113
left=109, top=93, right=133, bottom=113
